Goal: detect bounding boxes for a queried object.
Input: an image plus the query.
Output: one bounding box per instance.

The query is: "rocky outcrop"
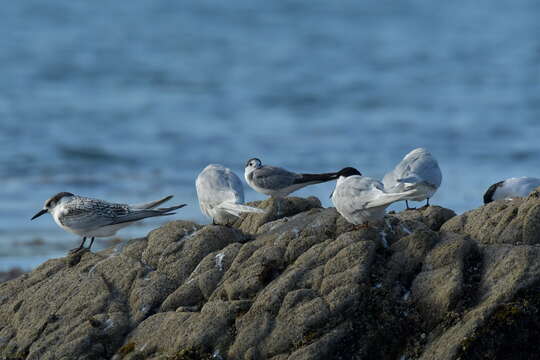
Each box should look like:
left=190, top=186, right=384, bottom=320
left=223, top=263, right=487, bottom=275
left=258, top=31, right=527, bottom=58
left=1, top=195, right=540, bottom=360
left=0, top=269, right=23, bottom=284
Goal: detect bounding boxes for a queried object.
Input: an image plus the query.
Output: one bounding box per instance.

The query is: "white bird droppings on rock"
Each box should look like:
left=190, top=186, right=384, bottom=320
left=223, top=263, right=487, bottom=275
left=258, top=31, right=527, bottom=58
left=402, top=291, right=411, bottom=301
left=380, top=230, right=388, bottom=248
left=104, top=319, right=114, bottom=331
left=215, top=253, right=225, bottom=271
left=401, top=225, right=412, bottom=234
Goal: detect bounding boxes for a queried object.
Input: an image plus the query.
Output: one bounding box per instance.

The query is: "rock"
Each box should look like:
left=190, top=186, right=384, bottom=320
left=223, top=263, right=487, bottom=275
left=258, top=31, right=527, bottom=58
left=2, top=197, right=540, bottom=360
left=419, top=244, right=540, bottom=360
left=0, top=267, right=24, bottom=283
left=410, top=232, right=478, bottom=327
left=236, top=196, right=322, bottom=234
left=393, top=205, right=457, bottom=231
left=387, top=227, right=439, bottom=287
left=441, top=198, right=540, bottom=245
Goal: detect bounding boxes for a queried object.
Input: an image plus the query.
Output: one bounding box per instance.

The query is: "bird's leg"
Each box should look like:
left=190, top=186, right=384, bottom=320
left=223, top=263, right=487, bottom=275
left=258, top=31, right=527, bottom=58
left=69, top=237, right=86, bottom=253
left=405, top=200, right=416, bottom=211
left=87, top=237, right=95, bottom=251
left=419, top=198, right=431, bottom=210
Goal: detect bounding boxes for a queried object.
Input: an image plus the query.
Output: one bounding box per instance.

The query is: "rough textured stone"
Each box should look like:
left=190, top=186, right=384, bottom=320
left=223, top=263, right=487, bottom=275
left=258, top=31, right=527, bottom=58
left=393, top=205, right=457, bottom=231
left=411, top=232, right=478, bottom=327
left=441, top=197, right=540, bottom=245
left=2, top=197, right=540, bottom=360
left=236, top=196, right=322, bottom=234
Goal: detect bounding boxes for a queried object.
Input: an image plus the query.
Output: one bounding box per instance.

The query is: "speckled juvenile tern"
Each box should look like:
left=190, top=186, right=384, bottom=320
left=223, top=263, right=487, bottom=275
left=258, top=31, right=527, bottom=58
left=244, top=158, right=357, bottom=198
left=382, top=148, right=442, bottom=209
left=31, top=192, right=186, bottom=253
left=196, top=164, right=264, bottom=225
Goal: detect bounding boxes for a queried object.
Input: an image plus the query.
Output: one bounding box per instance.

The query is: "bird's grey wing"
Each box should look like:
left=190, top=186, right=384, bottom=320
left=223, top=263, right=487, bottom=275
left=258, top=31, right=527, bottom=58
left=59, top=198, right=131, bottom=230
left=224, top=167, right=245, bottom=203
left=499, top=177, right=540, bottom=199
left=518, top=177, right=540, bottom=193
left=397, top=152, right=442, bottom=188
left=251, top=166, right=296, bottom=190
left=382, top=168, right=399, bottom=189
left=336, top=177, right=401, bottom=210
left=104, top=209, right=175, bottom=225
left=334, top=177, right=375, bottom=213
left=196, top=166, right=242, bottom=207
left=411, top=153, right=441, bottom=187
left=349, top=179, right=392, bottom=208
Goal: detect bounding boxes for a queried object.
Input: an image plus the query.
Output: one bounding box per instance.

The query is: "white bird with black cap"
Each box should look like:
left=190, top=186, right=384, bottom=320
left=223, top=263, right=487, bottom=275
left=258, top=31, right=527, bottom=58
left=244, top=158, right=355, bottom=198
left=332, top=167, right=417, bottom=227
left=483, top=177, right=540, bottom=204
left=31, top=192, right=186, bottom=253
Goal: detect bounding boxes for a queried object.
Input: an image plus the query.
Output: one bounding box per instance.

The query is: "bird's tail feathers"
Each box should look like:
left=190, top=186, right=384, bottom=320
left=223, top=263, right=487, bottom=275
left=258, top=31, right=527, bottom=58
left=367, top=189, right=419, bottom=208
left=109, top=204, right=187, bottom=225
left=132, top=195, right=174, bottom=209
left=156, top=204, right=187, bottom=213
left=218, top=202, right=265, bottom=217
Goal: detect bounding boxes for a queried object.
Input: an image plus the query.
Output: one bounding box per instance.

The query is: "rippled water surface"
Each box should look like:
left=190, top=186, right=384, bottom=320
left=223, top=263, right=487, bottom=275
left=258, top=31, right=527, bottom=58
left=1, top=0, right=539, bottom=269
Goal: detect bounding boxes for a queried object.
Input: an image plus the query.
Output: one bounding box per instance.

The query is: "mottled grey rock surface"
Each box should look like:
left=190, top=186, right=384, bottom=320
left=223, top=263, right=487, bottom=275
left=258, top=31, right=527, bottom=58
left=1, top=196, right=540, bottom=360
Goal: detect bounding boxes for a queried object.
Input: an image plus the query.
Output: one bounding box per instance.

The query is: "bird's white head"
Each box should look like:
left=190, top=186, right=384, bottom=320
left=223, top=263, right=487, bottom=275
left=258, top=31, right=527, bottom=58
left=245, top=158, right=262, bottom=174
left=31, top=192, right=75, bottom=220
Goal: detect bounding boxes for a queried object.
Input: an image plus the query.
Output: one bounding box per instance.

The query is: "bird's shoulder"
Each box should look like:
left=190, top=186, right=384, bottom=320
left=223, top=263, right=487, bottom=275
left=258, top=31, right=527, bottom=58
left=339, top=176, right=382, bottom=194
left=70, top=197, right=131, bottom=217
left=396, top=152, right=441, bottom=187
left=253, top=165, right=291, bottom=178
left=509, top=177, right=540, bottom=186
left=197, top=168, right=243, bottom=203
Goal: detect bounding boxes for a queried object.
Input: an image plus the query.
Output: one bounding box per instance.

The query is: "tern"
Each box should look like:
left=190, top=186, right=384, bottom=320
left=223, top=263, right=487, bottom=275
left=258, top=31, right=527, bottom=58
left=31, top=192, right=186, bottom=253
left=245, top=158, right=356, bottom=198
left=196, top=164, right=264, bottom=225
left=332, top=168, right=416, bottom=227
left=484, top=177, right=540, bottom=204
left=382, top=148, right=442, bottom=209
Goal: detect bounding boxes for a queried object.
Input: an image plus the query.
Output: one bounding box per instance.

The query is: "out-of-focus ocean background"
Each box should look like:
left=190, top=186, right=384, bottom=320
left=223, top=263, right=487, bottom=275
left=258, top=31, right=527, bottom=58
left=1, top=0, right=539, bottom=271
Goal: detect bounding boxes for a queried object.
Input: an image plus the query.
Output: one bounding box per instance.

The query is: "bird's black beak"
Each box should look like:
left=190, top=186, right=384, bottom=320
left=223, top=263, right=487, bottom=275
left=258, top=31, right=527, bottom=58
left=31, top=209, right=48, bottom=220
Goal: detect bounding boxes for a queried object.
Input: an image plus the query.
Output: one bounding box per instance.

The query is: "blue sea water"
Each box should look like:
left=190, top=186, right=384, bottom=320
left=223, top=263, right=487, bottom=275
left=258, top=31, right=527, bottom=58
left=1, top=0, right=539, bottom=269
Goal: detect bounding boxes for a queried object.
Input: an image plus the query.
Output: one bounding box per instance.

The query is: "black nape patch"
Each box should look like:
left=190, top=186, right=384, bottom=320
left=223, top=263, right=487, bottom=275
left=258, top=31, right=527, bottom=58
left=338, top=167, right=362, bottom=177
left=46, top=192, right=75, bottom=207
left=483, top=181, right=504, bottom=204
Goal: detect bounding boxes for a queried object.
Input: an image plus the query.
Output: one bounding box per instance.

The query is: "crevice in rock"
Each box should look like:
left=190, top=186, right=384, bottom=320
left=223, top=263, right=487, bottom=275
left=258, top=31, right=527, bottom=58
left=456, top=280, right=540, bottom=359
left=458, top=242, right=484, bottom=312
left=325, top=242, right=423, bottom=360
